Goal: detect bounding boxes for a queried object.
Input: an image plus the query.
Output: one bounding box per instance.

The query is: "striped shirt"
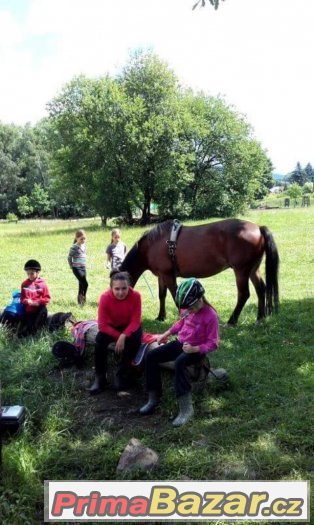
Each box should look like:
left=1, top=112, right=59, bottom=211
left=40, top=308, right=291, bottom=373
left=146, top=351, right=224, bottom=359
left=68, top=243, right=86, bottom=269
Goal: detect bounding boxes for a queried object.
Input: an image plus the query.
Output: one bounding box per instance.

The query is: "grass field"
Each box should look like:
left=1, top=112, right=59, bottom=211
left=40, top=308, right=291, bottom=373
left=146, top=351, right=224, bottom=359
left=0, top=208, right=313, bottom=524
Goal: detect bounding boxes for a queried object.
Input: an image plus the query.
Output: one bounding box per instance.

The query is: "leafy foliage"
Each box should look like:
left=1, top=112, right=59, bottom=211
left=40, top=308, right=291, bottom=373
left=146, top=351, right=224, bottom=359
left=16, top=195, right=33, bottom=217
left=288, top=162, right=308, bottom=186
left=47, top=52, right=272, bottom=223
left=192, top=0, right=225, bottom=10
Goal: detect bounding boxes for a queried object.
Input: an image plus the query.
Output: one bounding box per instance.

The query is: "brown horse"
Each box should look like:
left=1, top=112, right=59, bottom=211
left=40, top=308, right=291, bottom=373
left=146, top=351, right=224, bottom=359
left=120, top=219, right=279, bottom=324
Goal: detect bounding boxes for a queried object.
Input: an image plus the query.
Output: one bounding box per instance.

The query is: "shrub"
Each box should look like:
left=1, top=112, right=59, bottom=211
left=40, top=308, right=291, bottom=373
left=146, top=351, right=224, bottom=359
left=6, top=212, right=18, bottom=222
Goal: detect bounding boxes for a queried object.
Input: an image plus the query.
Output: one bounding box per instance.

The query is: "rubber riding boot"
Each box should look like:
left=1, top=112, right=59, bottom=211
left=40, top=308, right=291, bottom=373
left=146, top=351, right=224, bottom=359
left=139, top=391, right=159, bottom=415
left=172, top=392, right=194, bottom=427
left=77, top=293, right=83, bottom=306
left=89, top=374, right=107, bottom=395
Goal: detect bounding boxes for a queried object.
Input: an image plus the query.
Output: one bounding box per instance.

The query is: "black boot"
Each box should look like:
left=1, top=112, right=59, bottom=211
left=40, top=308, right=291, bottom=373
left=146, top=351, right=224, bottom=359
left=89, top=374, right=107, bottom=395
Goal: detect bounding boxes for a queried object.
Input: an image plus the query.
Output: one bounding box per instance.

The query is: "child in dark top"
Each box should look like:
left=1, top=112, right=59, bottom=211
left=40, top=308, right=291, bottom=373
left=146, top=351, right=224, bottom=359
left=106, top=229, right=127, bottom=271
left=68, top=229, right=88, bottom=306
left=20, top=259, right=51, bottom=336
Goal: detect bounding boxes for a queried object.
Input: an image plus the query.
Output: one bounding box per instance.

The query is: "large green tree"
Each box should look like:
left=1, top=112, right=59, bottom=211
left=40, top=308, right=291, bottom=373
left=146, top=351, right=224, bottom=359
left=119, top=51, right=187, bottom=223
left=171, top=92, right=272, bottom=217
left=48, top=53, right=187, bottom=224
left=48, top=75, right=141, bottom=224
left=47, top=52, right=272, bottom=224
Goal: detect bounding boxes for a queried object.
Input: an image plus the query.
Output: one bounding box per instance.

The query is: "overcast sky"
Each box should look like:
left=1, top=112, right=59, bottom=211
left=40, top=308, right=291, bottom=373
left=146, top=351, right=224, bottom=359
left=0, top=0, right=313, bottom=174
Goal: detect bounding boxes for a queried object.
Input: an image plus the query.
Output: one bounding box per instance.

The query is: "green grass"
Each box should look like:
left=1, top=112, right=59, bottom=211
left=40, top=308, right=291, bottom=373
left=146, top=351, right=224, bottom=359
left=0, top=209, right=313, bottom=524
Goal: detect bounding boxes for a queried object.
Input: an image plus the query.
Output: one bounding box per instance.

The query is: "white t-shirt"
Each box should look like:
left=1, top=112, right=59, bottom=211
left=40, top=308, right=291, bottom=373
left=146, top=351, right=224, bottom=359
left=106, top=241, right=127, bottom=270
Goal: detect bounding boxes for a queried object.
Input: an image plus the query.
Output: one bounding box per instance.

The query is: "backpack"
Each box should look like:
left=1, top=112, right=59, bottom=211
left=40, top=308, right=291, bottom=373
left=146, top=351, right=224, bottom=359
left=3, top=290, right=25, bottom=317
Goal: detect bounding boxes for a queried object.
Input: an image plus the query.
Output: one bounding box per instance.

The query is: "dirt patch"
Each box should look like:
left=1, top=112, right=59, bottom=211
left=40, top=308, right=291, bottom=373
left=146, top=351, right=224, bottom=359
left=49, top=365, right=169, bottom=433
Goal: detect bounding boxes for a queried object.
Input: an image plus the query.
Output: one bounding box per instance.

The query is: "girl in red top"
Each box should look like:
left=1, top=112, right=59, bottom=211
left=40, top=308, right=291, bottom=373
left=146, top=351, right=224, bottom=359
left=89, top=271, right=142, bottom=395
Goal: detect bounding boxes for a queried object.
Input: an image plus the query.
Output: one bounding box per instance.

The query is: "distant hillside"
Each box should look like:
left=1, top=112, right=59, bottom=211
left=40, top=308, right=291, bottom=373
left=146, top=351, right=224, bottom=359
left=273, top=173, right=285, bottom=182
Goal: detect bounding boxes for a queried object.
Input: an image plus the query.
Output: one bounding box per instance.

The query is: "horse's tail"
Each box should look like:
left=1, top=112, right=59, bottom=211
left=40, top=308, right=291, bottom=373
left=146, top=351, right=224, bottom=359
left=260, top=226, right=280, bottom=315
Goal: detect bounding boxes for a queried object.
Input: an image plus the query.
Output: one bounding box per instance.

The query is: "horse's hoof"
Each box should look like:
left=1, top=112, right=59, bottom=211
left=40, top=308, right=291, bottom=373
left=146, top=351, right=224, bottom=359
left=156, top=316, right=166, bottom=322
left=255, top=318, right=265, bottom=325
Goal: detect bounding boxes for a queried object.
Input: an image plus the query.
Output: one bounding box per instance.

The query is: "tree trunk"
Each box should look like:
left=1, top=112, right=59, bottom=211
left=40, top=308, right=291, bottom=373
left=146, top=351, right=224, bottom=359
left=141, top=192, right=151, bottom=225
left=125, top=203, right=133, bottom=224
left=101, top=215, right=107, bottom=227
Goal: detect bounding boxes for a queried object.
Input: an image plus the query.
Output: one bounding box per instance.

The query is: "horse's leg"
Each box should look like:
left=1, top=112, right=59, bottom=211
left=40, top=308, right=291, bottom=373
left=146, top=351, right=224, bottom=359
left=163, top=274, right=178, bottom=302
left=156, top=276, right=167, bottom=321
left=156, top=274, right=177, bottom=321
left=227, top=269, right=250, bottom=325
left=250, top=268, right=266, bottom=322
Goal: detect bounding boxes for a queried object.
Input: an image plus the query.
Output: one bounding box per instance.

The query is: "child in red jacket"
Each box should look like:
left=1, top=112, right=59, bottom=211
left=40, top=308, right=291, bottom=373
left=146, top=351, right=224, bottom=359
left=20, top=259, right=51, bottom=336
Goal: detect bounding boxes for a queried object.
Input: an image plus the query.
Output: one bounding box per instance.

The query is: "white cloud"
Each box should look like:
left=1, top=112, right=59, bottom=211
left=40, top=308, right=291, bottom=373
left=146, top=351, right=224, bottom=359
left=0, top=0, right=313, bottom=172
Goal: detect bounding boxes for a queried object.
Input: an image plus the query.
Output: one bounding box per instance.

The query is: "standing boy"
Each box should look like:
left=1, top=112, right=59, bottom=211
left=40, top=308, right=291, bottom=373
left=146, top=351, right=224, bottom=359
left=20, top=260, right=51, bottom=335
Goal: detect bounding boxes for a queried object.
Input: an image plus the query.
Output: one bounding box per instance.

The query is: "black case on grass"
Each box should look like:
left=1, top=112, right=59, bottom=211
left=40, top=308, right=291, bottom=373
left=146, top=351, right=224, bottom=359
left=0, top=405, right=26, bottom=435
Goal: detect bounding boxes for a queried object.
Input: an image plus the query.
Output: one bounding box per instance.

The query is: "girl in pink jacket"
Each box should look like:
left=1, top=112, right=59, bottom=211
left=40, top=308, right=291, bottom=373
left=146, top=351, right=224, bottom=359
left=139, top=278, right=219, bottom=427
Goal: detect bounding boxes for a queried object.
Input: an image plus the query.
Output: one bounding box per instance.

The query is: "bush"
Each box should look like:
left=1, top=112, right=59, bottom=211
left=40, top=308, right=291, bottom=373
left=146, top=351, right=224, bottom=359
left=6, top=212, right=18, bottom=222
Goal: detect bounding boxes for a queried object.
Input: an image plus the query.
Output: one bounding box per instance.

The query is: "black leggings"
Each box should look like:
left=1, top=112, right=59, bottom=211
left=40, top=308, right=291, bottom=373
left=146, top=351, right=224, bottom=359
left=94, top=327, right=142, bottom=383
left=145, top=339, right=203, bottom=397
left=22, top=305, right=48, bottom=336
left=72, top=267, right=88, bottom=297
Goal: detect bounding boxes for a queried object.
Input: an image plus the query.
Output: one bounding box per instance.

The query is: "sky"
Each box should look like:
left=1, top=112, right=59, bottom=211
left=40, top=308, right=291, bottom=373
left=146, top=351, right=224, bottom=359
left=0, top=0, right=313, bottom=174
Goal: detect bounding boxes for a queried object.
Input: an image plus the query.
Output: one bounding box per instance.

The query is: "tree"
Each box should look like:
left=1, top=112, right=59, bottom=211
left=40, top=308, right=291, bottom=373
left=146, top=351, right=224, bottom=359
left=304, top=162, right=314, bottom=184
left=16, top=195, right=34, bottom=217
left=173, top=92, right=272, bottom=217
left=287, top=182, right=302, bottom=206
left=0, top=121, right=53, bottom=218
left=0, top=149, right=20, bottom=217
left=48, top=53, right=187, bottom=224
left=302, top=181, right=313, bottom=194
left=119, top=51, right=186, bottom=223
left=48, top=75, right=138, bottom=224
left=289, top=162, right=307, bottom=186
left=29, top=183, right=51, bottom=216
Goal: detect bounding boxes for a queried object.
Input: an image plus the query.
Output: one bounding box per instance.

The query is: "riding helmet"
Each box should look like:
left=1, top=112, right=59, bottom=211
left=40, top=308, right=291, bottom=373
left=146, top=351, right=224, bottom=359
left=175, top=278, right=205, bottom=309
left=24, top=259, right=41, bottom=271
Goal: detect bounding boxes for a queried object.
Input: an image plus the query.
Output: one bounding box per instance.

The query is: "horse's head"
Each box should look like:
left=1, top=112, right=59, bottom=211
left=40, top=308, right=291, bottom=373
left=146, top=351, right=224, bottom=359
left=120, top=241, right=147, bottom=286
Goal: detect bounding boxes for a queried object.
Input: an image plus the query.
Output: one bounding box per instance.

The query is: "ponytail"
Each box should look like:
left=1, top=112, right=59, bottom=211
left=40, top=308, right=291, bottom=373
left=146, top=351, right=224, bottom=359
left=73, top=229, right=86, bottom=244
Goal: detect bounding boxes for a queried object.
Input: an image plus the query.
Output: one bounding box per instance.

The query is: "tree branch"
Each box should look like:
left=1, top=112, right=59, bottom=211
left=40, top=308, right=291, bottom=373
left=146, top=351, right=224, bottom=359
left=192, top=0, right=225, bottom=11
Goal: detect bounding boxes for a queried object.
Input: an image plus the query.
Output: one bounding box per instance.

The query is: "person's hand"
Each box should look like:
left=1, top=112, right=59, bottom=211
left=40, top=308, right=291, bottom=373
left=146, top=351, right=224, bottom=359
left=155, top=333, right=168, bottom=345
left=27, top=299, right=39, bottom=306
left=115, top=334, right=126, bottom=354
left=182, top=342, right=198, bottom=354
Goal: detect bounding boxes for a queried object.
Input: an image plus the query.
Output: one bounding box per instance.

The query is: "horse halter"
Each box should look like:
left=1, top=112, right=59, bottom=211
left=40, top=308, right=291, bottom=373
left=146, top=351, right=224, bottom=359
left=166, top=219, right=182, bottom=275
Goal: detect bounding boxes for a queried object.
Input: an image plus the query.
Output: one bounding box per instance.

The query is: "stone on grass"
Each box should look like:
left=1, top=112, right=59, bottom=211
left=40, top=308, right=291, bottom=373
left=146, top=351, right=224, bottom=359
left=116, top=438, right=159, bottom=473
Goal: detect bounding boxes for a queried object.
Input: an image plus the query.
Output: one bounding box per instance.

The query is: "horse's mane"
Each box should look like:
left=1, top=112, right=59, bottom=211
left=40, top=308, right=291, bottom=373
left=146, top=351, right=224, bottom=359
left=120, top=242, right=139, bottom=272
left=121, top=220, right=173, bottom=273
left=139, top=220, right=173, bottom=244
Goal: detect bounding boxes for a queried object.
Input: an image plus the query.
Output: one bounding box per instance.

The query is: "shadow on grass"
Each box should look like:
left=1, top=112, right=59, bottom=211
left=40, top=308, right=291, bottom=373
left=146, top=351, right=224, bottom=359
left=0, top=222, right=104, bottom=239
left=0, top=298, right=313, bottom=522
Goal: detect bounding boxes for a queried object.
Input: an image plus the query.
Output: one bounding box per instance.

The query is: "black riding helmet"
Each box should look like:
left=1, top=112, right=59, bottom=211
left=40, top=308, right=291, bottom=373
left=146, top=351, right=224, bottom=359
left=175, top=278, right=205, bottom=309
left=24, top=259, right=41, bottom=271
